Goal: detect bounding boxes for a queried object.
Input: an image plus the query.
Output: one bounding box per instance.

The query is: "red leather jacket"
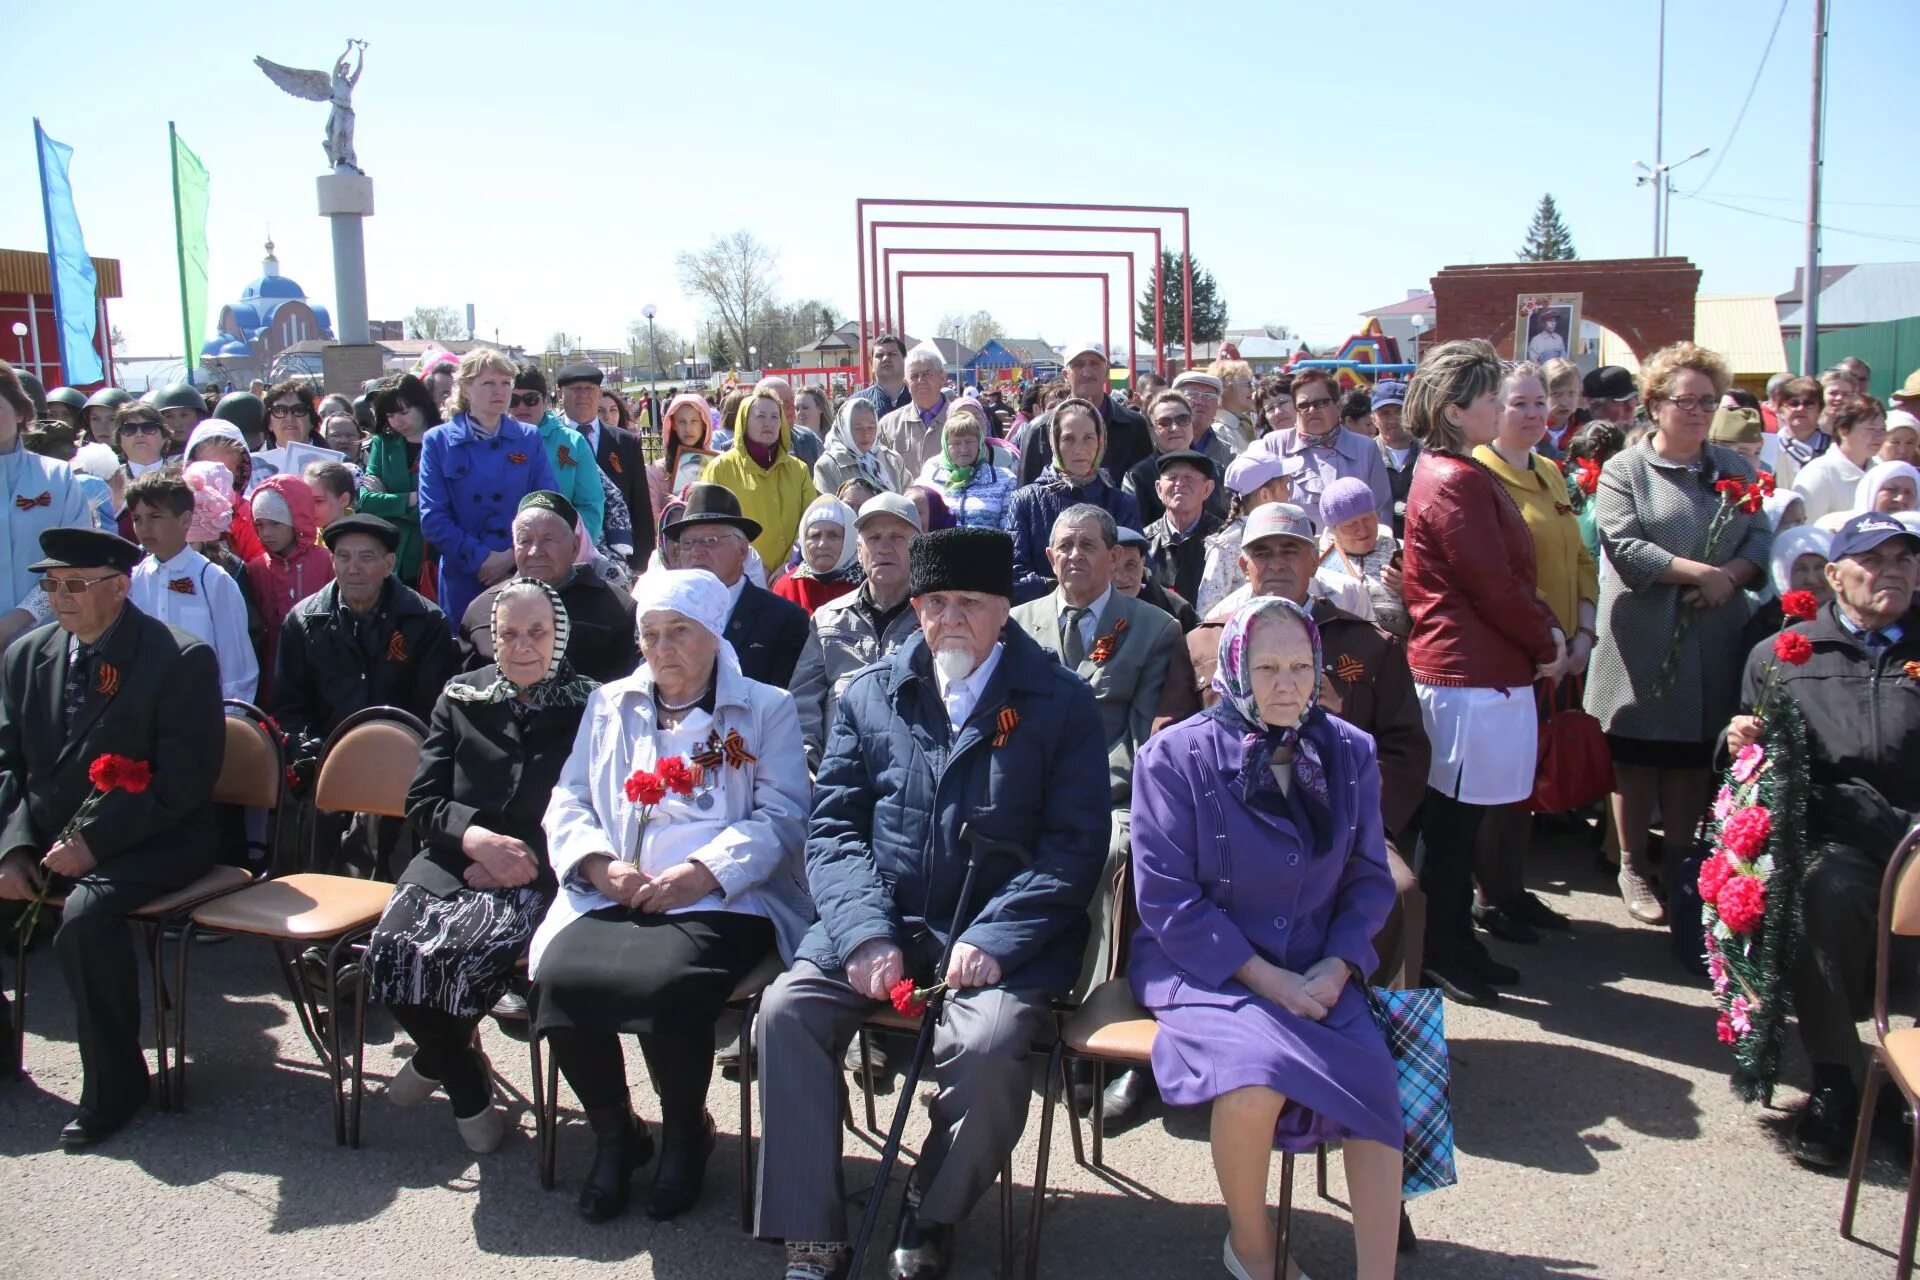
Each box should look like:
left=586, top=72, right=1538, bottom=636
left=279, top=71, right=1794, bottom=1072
left=1402, top=450, right=1560, bottom=688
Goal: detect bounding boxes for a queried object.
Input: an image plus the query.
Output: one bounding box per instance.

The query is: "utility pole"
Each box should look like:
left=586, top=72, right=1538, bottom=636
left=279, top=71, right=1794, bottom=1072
left=1801, top=0, right=1828, bottom=375
left=1652, top=0, right=1666, bottom=255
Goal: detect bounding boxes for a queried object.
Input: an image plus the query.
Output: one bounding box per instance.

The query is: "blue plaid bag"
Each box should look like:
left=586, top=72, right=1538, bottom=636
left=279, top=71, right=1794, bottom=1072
left=1363, top=984, right=1457, bottom=1199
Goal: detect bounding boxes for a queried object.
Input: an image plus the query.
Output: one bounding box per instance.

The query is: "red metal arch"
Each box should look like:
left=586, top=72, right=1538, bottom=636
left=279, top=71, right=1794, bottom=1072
left=894, top=271, right=1113, bottom=367
left=881, top=247, right=1136, bottom=362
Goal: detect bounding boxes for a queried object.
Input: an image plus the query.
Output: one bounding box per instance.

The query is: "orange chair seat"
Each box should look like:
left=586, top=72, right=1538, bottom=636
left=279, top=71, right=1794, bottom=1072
left=1062, top=978, right=1157, bottom=1061
left=190, top=873, right=393, bottom=939
left=133, top=866, right=255, bottom=919
left=1885, top=1028, right=1920, bottom=1087
left=729, top=952, right=785, bottom=1004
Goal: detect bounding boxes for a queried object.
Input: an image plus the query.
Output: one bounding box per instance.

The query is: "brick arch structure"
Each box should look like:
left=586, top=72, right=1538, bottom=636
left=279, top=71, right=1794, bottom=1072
left=1429, top=258, right=1701, bottom=361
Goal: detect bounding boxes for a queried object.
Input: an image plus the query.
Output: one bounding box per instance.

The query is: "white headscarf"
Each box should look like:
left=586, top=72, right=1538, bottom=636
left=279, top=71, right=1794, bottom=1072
left=632, top=567, right=740, bottom=677
left=1853, top=460, right=1920, bottom=517
left=1769, top=525, right=1833, bottom=598
left=793, top=495, right=861, bottom=580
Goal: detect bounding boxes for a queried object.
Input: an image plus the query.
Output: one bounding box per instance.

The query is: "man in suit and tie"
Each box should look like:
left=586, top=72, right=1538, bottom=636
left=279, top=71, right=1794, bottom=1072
left=555, top=362, right=654, bottom=567
left=665, top=484, right=809, bottom=689
left=0, top=528, right=225, bottom=1142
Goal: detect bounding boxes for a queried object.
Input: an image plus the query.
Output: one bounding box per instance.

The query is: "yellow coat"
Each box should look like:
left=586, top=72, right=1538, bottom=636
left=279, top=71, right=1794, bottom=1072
left=702, top=398, right=819, bottom=568
left=1473, top=444, right=1598, bottom=634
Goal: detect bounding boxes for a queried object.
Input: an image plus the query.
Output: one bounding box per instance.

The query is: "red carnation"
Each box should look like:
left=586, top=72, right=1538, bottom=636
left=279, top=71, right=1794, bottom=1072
left=1574, top=456, right=1603, bottom=495
left=1715, top=478, right=1746, bottom=503
left=1772, top=631, right=1814, bottom=666
left=889, top=978, right=927, bottom=1018
left=1720, top=805, right=1772, bottom=859
left=87, top=753, right=151, bottom=795
left=624, top=768, right=666, bottom=807
left=654, top=756, right=695, bottom=797
left=1698, top=853, right=1736, bottom=903
left=1780, top=590, right=1820, bottom=622
left=1715, top=1012, right=1737, bottom=1045
left=1716, top=874, right=1767, bottom=934
left=1754, top=470, right=1778, bottom=497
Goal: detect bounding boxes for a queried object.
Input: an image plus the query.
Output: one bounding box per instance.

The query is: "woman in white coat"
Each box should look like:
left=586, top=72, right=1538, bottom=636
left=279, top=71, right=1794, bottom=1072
left=532, top=567, right=814, bottom=1225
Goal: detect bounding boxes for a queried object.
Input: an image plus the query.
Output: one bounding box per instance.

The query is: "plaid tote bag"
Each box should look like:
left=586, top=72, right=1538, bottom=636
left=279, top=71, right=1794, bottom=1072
left=1363, top=984, right=1457, bottom=1198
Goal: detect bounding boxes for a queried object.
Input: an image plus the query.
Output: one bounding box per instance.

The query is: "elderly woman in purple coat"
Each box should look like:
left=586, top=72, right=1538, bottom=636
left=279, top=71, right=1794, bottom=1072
left=1130, top=595, right=1403, bottom=1280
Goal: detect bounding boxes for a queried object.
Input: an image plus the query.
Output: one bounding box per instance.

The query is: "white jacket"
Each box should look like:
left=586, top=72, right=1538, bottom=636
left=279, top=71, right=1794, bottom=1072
left=530, top=656, right=816, bottom=975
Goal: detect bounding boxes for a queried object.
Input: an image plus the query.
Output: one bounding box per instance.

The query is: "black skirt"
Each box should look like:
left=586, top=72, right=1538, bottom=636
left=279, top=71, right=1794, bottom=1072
left=1605, top=733, right=1715, bottom=771
left=532, top=908, right=774, bottom=1037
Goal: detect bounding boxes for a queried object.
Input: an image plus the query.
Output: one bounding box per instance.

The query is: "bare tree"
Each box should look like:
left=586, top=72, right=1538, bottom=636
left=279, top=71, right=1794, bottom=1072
left=935, top=312, right=968, bottom=343
left=676, top=231, right=779, bottom=366
left=108, top=324, right=128, bottom=354
left=963, top=310, right=1004, bottom=352
left=627, top=318, right=685, bottom=374
left=405, top=304, right=467, bottom=341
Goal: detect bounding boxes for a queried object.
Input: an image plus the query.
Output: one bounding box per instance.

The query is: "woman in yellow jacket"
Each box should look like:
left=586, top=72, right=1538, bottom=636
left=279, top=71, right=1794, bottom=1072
left=701, top=386, right=817, bottom=570
left=1470, top=361, right=1599, bottom=946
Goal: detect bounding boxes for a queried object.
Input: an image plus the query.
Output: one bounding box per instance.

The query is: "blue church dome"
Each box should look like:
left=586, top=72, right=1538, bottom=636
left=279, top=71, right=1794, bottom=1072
left=240, top=274, right=309, bottom=302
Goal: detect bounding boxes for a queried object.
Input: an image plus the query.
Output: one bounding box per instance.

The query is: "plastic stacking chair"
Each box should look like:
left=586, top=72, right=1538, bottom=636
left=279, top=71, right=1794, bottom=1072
left=1842, top=824, right=1920, bottom=1276
left=531, top=949, right=787, bottom=1231
left=8, top=702, right=275, bottom=1098
left=174, top=706, right=424, bottom=1147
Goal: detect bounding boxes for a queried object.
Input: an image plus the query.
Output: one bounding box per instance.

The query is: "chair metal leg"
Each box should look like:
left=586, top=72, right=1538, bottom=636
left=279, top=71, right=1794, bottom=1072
left=1315, top=1142, right=1330, bottom=1199
left=1902, top=1110, right=1920, bottom=1280
left=322, top=936, right=349, bottom=1147
left=1089, top=1061, right=1107, bottom=1170
left=345, top=936, right=371, bottom=1149
left=860, top=1028, right=879, bottom=1133
left=1844, top=1054, right=1886, bottom=1238
left=739, top=993, right=759, bottom=1234
left=143, top=922, right=171, bottom=1111
left=172, top=921, right=198, bottom=1110
left=13, top=924, right=29, bottom=1081
left=528, top=1029, right=547, bottom=1177
left=999, top=1156, right=1015, bottom=1280
left=1274, top=1151, right=1296, bottom=1280
left=538, top=1032, right=561, bottom=1192
left=1024, top=1040, right=1064, bottom=1280
left=1062, top=1051, right=1088, bottom=1171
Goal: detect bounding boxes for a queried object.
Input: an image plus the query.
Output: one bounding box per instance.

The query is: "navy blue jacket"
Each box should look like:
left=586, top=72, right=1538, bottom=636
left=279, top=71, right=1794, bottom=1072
left=1003, top=468, right=1142, bottom=604
left=799, top=622, right=1110, bottom=996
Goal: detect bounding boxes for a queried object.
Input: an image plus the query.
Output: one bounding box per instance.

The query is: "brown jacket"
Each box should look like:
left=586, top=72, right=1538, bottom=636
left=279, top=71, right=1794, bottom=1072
left=1154, top=597, right=1431, bottom=841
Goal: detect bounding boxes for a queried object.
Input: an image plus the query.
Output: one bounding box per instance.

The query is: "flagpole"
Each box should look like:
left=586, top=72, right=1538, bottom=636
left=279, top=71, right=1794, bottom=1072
left=32, top=117, right=68, bottom=386
left=170, top=121, right=194, bottom=376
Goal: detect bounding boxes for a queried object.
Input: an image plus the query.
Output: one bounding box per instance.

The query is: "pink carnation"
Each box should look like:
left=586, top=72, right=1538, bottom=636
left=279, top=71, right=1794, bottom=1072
left=1698, top=853, right=1736, bottom=904
left=1720, top=806, right=1772, bottom=860
left=1706, top=950, right=1729, bottom=996
left=1716, top=874, right=1767, bottom=934
left=1713, top=785, right=1736, bottom=822
left=1729, top=995, right=1755, bottom=1037
left=1733, top=743, right=1765, bottom=783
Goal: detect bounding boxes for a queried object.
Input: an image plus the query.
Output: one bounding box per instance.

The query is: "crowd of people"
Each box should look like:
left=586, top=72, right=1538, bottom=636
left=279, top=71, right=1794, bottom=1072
left=2, top=331, right=1919, bottom=1280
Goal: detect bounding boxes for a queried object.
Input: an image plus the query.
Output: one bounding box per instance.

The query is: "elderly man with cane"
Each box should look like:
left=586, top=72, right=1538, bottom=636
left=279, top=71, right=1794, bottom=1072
left=755, top=526, right=1109, bottom=1280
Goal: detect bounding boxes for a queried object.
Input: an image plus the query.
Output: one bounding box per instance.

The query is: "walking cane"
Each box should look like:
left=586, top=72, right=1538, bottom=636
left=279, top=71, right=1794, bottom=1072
left=846, top=818, right=1030, bottom=1277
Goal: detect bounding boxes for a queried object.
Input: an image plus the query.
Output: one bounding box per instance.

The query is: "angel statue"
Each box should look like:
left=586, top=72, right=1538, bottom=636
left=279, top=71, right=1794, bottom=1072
left=255, top=40, right=367, bottom=174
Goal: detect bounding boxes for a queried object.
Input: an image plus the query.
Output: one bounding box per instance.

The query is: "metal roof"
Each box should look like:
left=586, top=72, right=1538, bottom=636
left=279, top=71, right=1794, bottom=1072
left=1694, top=294, right=1788, bottom=374
left=1777, top=261, right=1920, bottom=328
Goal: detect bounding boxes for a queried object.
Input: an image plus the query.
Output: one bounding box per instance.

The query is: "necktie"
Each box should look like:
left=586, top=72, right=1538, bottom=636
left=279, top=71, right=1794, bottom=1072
left=1060, top=605, right=1090, bottom=667
left=63, top=643, right=94, bottom=737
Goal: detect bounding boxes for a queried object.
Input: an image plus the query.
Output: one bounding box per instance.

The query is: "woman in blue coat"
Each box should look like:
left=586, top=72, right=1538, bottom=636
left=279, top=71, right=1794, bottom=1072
left=1131, top=595, right=1402, bottom=1280
left=418, top=350, right=558, bottom=623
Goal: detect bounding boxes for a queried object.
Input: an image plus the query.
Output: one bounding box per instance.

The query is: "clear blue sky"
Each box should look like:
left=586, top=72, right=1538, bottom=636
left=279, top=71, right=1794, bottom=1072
left=9, top=0, right=1918, bottom=363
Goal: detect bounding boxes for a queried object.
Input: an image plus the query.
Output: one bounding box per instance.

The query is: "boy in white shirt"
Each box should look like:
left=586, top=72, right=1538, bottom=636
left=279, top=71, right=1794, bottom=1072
left=125, top=469, right=258, bottom=704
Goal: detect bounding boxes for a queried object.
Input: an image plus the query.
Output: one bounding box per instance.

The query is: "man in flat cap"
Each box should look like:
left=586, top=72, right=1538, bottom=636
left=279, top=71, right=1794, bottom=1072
left=0, top=529, right=225, bottom=1142
left=458, top=491, right=635, bottom=683
left=554, top=362, right=653, bottom=568
left=757, top=526, right=1108, bottom=1280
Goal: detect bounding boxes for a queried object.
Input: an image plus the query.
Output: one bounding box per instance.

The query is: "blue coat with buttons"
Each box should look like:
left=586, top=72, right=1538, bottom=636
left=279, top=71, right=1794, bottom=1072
left=418, top=414, right=559, bottom=624
left=800, top=622, right=1110, bottom=997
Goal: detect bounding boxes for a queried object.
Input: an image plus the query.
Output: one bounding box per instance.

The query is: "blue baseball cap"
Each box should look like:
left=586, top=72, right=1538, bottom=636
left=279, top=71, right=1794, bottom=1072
left=1831, top=511, right=1920, bottom=561
left=1370, top=380, right=1407, bottom=411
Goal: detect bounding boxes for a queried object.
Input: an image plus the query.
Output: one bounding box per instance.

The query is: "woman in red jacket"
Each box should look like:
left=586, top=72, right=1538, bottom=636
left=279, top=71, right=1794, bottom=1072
left=1401, top=340, right=1568, bottom=1006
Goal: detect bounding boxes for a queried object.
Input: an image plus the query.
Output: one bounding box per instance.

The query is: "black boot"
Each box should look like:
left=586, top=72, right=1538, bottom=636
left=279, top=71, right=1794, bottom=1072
left=639, top=1029, right=718, bottom=1220
left=577, top=1105, right=654, bottom=1223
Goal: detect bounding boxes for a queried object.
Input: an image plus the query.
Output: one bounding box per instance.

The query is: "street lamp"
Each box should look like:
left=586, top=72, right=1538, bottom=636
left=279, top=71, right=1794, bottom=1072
left=748, top=345, right=758, bottom=376
left=1409, top=313, right=1429, bottom=361
left=641, top=303, right=659, bottom=455
left=1635, top=146, right=1709, bottom=256
left=9, top=321, right=26, bottom=368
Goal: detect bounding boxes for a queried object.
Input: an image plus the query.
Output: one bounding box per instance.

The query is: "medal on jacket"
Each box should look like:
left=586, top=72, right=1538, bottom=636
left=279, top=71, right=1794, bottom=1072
left=558, top=445, right=575, bottom=469
left=608, top=453, right=623, bottom=475
left=95, top=661, right=121, bottom=697
left=16, top=492, right=50, bottom=510
left=385, top=631, right=407, bottom=661
left=168, top=577, right=196, bottom=595
left=507, top=452, right=528, bottom=465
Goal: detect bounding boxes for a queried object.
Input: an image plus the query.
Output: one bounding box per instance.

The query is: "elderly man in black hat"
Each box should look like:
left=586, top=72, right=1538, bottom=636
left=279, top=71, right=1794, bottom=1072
left=458, top=491, right=636, bottom=683
left=664, top=483, right=808, bottom=688
left=0, top=528, right=225, bottom=1140
left=756, top=526, right=1108, bottom=1280
left=1583, top=365, right=1639, bottom=427
left=1143, top=448, right=1222, bottom=603
left=554, top=361, right=653, bottom=567
left=1727, top=512, right=1920, bottom=1168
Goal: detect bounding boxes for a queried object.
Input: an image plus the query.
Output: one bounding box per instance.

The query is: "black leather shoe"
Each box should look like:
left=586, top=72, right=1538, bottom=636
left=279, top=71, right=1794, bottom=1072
left=1068, top=1059, right=1096, bottom=1117
left=1421, top=957, right=1498, bottom=1007
left=1503, top=892, right=1573, bottom=932
left=1792, top=1083, right=1858, bottom=1170
left=888, top=1186, right=954, bottom=1280
left=577, top=1109, right=654, bottom=1223
left=1100, top=1068, right=1151, bottom=1135
left=1466, top=943, right=1520, bottom=987
left=60, top=1087, right=148, bottom=1148
left=1471, top=902, right=1539, bottom=945
left=646, top=1111, right=716, bottom=1220
left=848, top=1036, right=893, bottom=1094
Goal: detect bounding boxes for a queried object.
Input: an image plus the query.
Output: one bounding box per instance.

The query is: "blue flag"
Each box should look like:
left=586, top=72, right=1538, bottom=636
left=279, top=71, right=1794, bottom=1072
left=33, top=120, right=104, bottom=386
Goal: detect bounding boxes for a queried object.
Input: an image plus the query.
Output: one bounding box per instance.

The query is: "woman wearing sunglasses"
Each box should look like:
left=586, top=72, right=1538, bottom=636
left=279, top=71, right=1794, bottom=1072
left=0, top=361, right=95, bottom=651
left=265, top=379, right=322, bottom=448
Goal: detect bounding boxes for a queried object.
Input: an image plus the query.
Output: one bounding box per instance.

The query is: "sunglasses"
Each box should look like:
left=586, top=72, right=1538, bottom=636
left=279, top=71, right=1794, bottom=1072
left=118, top=422, right=163, bottom=435
left=1785, top=397, right=1820, bottom=409
left=269, top=403, right=310, bottom=419
left=1294, top=396, right=1337, bottom=412
left=38, top=572, right=123, bottom=595
left=510, top=393, right=545, bottom=408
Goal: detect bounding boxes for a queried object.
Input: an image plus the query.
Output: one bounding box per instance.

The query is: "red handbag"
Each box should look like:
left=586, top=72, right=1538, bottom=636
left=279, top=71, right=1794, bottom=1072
left=1528, top=675, right=1615, bottom=813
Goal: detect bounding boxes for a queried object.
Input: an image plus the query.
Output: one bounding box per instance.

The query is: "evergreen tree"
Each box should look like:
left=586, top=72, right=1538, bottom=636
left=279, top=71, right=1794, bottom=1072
left=1135, top=249, right=1229, bottom=353
left=1518, top=194, right=1578, bottom=261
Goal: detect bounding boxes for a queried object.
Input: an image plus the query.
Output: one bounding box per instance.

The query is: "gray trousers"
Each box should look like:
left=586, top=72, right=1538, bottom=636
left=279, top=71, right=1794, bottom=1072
left=753, top=960, right=1050, bottom=1241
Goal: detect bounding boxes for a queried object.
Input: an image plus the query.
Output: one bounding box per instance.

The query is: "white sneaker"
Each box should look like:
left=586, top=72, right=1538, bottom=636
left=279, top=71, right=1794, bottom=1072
left=456, top=1101, right=506, bottom=1154
left=1223, top=1235, right=1311, bottom=1280
left=387, top=1057, right=440, bottom=1107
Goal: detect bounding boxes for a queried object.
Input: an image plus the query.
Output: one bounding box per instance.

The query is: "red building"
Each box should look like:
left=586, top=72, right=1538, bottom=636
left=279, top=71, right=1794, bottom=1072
left=0, top=247, right=120, bottom=390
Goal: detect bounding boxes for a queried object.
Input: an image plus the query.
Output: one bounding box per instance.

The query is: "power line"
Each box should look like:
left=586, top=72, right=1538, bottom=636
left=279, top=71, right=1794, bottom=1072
left=1689, top=194, right=1920, bottom=247
left=1676, top=0, right=1791, bottom=199
left=1689, top=193, right=1920, bottom=209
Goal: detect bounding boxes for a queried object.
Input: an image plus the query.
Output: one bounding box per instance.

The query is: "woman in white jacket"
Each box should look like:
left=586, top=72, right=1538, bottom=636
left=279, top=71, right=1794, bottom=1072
left=532, top=568, right=815, bottom=1225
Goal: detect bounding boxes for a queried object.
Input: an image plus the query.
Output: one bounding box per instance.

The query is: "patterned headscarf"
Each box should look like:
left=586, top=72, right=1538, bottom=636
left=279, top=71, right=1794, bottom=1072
left=1204, top=595, right=1333, bottom=848
left=445, top=577, right=599, bottom=707
left=790, top=495, right=864, bottom=584
left=831, top=397, right=888, bottom=489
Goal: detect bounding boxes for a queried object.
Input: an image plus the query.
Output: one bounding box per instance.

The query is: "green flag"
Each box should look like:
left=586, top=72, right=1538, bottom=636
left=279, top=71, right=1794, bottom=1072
left=170, top=123, right=209, bottom=372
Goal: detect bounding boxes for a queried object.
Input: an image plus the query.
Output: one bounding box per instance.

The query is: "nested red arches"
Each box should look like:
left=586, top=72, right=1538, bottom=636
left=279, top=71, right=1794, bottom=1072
left=894, top=271, right=1113, bottom=366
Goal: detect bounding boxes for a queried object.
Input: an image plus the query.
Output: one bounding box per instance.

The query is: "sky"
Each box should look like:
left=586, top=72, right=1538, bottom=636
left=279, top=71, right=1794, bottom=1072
left=9, top=0, right=1919, bottom=371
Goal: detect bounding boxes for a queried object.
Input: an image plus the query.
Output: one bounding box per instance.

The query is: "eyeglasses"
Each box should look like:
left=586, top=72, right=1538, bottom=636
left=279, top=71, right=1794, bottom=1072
left=1661, top=395, right=1719, bottom=414
left=1152, top=413, right=1194, bottom=429
left=677, top=532, right=739, bottom=552
left=118, top=421, right=162, bottom=435
left=1294, top=396, right=1337, bottom=412
left=510, top=393, right=545, bottom=408
left=1785, top=397, right=1820, bottom=409
left=269, top=403, right=310, bottom=419
left=38, top=572, right=123, bottom=595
